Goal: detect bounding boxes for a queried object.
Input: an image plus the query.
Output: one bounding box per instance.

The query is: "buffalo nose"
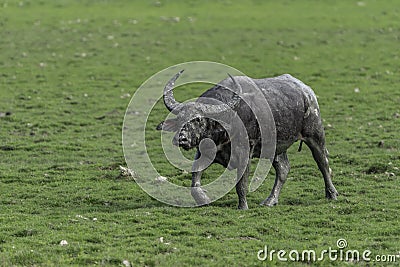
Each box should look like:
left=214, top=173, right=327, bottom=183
left=179, top=137, right=189, bottom=145
left=178, top=134, right=191, bottom=149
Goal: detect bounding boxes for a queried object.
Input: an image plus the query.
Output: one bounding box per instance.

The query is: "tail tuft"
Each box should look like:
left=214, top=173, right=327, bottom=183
left=298, top=140, right=303, bottom=152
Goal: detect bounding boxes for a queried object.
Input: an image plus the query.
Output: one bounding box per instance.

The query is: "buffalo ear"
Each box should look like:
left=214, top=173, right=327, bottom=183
left=156, top=119, right=179, bottom=132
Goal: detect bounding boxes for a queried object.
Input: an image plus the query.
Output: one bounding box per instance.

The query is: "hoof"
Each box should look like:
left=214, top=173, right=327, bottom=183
left=238, top=203, right=248, bottom=210
left=260, top=197, right=278, bottom=207
left=191, top=187, right=211, bottom=206
left=326, top=188, right=339, bottom=200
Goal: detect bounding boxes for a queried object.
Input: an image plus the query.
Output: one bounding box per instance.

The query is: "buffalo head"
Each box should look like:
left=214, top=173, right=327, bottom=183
left=156, top=70, right=242, bottom=150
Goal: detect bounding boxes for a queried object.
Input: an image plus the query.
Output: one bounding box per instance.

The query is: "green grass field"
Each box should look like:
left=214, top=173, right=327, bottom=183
left=1, top=0, right=399, bottom=266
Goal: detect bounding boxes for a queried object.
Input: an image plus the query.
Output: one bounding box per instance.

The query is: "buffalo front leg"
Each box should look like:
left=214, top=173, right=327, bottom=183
left=191, top=150, right=211, bottom=206
left=261, top=152, right=290, bottom=206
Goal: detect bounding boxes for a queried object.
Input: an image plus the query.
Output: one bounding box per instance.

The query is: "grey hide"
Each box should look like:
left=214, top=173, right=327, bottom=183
left=156, top=71, right=338, bottom=209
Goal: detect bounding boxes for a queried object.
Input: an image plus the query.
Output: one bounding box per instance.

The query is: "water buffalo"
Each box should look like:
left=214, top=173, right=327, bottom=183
left=157, top=70, right=338, bottom=209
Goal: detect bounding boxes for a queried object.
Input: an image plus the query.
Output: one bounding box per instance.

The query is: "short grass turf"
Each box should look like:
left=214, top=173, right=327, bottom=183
left=0, top=0, right=399, bottom=266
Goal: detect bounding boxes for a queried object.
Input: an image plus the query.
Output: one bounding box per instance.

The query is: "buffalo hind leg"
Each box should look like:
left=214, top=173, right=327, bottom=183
left=261, top=152, right=290, bottom=206
left=304, top=138, right=338, bottom=200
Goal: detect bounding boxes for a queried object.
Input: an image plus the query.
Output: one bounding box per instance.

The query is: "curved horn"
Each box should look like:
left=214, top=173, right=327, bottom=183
left=196, top=74, right=242, bottom=115
left=163, top=70, right=184, bottom=114
left=228, top=73, right=243, bottom=94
